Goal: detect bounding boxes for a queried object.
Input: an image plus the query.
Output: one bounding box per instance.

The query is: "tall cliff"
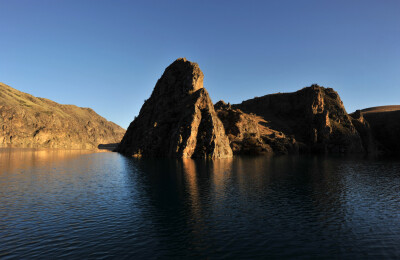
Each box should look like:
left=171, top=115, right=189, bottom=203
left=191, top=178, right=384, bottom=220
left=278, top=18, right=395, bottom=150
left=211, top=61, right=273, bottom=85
left=0, top=82, right=125, bottom=149
left=233, top=85, right=364, bottom=154
left=116, top=58, right=233, bottom=158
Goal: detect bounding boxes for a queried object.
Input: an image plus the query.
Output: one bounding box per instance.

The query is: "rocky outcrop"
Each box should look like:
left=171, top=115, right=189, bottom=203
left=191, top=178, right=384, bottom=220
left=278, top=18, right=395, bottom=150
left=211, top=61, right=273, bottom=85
left=214, top=101, right=298, bottom=155
left=0, top=82, right=125, bottom=149
left=116, top=58, right=233, bottom=158
left=233, top=85, right=364, bottom=154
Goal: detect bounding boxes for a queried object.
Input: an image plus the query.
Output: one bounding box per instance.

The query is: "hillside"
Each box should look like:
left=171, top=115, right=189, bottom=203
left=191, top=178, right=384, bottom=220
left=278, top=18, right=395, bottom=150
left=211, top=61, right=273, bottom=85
left=0, top=82, right=125, bottom=149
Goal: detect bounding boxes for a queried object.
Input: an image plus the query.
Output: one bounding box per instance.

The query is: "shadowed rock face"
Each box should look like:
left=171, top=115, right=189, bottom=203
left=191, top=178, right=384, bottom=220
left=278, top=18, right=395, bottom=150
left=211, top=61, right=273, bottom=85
left=233, top=85, right=364, bottom=154
left=116, top=58, right=233, bottom=158
left=215, top=101, right=298, bottom=155
left=349, top=110, right=378, bottom=154
left=359, top=106, right=400, bottom=154
left=0, top=83, right=125, bottom=149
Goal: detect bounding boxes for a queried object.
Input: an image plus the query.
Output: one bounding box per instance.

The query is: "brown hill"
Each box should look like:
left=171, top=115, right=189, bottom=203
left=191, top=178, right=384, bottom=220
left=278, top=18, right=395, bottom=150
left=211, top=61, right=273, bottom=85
left=0, top=82, right=125, bottom=149
left=116, top=58, right=233, bottom=158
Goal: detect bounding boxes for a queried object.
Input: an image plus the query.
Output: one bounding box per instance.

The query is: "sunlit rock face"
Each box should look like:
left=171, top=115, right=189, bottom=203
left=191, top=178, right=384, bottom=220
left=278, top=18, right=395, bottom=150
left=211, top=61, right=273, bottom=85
left=0, top=83, right=125, bottom=149
left=233, top=84, right=364, bottom=154
left=116, top=58, right=233, bottom=158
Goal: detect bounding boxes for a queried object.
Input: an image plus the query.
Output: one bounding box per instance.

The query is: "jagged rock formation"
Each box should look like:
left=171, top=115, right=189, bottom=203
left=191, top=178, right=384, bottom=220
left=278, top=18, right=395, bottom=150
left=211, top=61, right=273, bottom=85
left=358, top=106, right=400, bottom=154
left=214, top=101, right=298, bottom=155
left=116, top=58, right=233, bottom=158
left=233, top=85, right=364, bottom=154
left=0, top=82, right=125, bottom=149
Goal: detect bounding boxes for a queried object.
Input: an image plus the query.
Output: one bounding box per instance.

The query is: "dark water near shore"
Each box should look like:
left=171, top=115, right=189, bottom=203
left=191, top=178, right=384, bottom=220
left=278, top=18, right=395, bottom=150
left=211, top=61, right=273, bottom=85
left=1, top=149, right=400, bottom=259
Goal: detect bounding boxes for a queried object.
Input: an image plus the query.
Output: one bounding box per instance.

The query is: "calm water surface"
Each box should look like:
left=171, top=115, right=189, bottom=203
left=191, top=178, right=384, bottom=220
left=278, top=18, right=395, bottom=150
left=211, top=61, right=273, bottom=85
left=1, top=148, right=400, bottom=259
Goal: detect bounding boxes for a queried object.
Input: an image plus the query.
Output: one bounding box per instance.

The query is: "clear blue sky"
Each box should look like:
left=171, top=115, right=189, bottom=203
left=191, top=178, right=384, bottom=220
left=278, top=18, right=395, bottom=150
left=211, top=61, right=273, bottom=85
left=1, top=0, right=399, bottom=128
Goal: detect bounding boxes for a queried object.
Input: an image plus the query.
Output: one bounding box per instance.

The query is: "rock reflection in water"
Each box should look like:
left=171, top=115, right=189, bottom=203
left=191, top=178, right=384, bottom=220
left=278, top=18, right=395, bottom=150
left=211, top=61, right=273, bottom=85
left=1, top=151, right=400, bottom=258
left=0, top=148, right=96, bottom=173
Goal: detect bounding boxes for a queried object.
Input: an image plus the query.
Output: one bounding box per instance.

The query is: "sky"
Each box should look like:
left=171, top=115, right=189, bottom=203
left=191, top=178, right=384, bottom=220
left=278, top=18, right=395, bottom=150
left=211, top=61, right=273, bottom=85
left=1, top=0, right=399, bottom=128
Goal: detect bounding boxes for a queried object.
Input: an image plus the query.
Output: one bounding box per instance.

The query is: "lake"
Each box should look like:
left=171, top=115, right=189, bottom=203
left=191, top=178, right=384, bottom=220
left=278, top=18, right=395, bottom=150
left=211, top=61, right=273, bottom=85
left=1, top=148, right=400, bottom=259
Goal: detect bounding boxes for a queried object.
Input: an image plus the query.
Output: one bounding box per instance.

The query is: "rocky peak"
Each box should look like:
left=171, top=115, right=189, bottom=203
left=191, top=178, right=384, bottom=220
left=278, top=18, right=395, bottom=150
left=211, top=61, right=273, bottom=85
left=214, top=100, right=231, bottom=110
left=151, top=58, right=204, bottom=98
left=116, top=59, right=233, bottom=158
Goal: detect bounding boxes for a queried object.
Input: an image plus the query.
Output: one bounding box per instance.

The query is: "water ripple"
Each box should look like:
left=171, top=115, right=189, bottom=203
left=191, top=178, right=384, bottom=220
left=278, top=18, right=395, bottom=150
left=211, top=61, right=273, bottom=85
left=1, top=151, right=400, bottom=258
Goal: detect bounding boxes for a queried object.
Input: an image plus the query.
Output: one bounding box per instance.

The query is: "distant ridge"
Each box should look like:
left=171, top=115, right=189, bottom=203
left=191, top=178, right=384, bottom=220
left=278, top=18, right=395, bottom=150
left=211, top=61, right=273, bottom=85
left=0, top=82, right=125, bottom=149
left=361, top=105, right=400, bottom=114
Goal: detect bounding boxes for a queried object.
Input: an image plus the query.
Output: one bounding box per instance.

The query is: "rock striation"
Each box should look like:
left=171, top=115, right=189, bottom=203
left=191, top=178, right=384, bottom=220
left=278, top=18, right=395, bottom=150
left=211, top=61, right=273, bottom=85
left=0, top=82, right=125, bottom=149
left=233, top=85, right=364, bottom=154
left=116, top=58, right=233, bottom=158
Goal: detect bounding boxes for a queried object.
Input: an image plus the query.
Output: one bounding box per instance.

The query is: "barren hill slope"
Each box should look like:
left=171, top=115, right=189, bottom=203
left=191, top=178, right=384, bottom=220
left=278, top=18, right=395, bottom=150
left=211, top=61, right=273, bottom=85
left=0, top=82, right=125, bottom=149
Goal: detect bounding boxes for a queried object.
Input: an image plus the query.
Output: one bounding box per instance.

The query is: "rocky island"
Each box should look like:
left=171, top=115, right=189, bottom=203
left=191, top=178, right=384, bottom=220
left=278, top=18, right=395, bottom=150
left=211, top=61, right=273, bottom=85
left=0, top=82, right=125, bottom=149
left=117, top=58, right=400, bottom=158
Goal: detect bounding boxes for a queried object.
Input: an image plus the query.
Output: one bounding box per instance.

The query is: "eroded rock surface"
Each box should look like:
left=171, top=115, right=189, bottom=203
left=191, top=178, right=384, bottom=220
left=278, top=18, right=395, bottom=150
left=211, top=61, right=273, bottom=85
left=0, top=82, right=125, bottom=149
left=116, top=58, right=233, bottom=158
left=233, top=85, right=364, bottom=154
left=215, top=101, right=297, bottom=155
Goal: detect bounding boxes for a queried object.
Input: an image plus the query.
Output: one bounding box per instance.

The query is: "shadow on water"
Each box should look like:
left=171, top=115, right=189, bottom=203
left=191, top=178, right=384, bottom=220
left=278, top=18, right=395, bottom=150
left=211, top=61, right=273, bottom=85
left=120, top=155, right=400, bottom=258
left=1, top=150, right=400, bottom=258
left=97, top=143, right=119, bottom=151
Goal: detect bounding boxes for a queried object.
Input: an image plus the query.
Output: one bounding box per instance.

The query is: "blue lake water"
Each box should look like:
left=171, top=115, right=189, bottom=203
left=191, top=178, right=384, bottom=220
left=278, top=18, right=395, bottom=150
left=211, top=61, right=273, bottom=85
left=0, top=148, right=400, bottom=259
